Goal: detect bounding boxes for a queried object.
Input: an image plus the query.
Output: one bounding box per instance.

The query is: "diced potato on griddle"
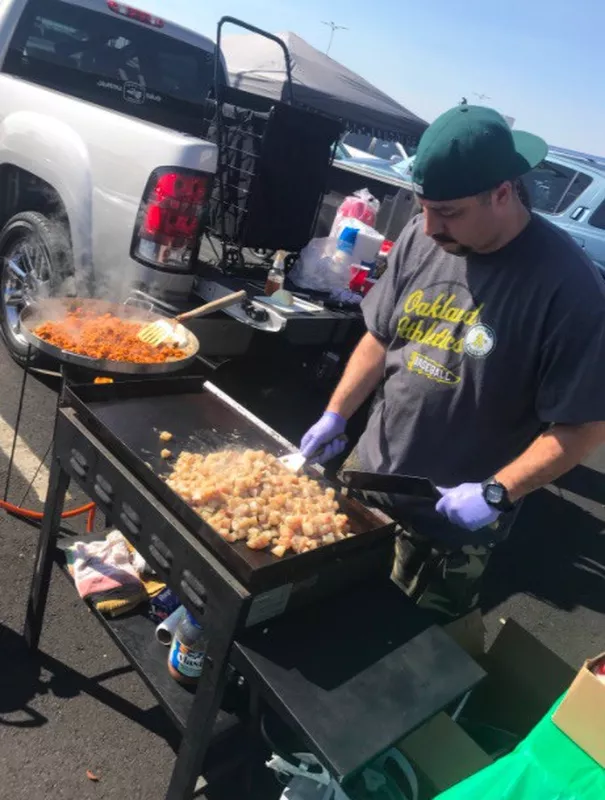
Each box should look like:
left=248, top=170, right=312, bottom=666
left=166, top=449, right=351, bottom=557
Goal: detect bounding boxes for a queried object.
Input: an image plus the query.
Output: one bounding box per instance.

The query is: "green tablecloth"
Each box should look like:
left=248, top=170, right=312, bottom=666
left=435, top=698, right=604, bottom=800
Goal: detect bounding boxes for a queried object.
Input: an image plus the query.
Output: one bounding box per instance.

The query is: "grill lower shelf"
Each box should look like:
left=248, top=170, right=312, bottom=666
left=55, top=534, right=241, bottom=737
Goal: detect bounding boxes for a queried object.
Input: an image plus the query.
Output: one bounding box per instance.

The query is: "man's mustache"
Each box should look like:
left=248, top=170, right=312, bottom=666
left=432, top=234, right=457, bottom=244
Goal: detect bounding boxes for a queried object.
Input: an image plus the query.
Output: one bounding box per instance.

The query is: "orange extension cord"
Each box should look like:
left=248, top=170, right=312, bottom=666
left=1, top=375, right=110, bottom=536
left=0, top=499, right=97, bottom=533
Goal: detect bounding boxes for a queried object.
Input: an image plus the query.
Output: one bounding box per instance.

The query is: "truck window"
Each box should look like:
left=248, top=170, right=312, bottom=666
left=2, top=0, right=221, bottom=136
left=522, top=160, right=592, bottom=215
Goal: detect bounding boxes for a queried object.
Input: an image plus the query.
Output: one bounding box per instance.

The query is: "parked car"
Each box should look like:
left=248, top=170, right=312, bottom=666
left=341, top=132, right=416, bottom=164
left=0, top=0, right=224, bottom=364
left=334, top=142, right=412, bottom=189
left=521, top=151, right=605, bottom=273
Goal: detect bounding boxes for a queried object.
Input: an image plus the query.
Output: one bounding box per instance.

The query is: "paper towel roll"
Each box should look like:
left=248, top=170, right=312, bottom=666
left=155, top=605, right=185, bottom=646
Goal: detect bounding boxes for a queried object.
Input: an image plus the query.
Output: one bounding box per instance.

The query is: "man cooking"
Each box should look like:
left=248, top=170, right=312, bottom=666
left=300, top=104, right=605, bottom=622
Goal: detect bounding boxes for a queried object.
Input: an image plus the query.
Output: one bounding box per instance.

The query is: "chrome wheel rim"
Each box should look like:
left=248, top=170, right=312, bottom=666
left=1, top=236, right=52, bottom=348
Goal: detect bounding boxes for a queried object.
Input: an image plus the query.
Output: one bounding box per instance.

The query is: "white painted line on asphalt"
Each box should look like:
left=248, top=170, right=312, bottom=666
left=0, top=412, right=49, bottom=504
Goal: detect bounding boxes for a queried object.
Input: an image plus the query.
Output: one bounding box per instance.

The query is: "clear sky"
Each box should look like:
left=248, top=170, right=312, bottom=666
left=142, top=0, right=604, bottom=155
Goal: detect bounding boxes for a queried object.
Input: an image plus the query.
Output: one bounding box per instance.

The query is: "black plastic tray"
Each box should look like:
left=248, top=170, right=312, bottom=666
left=64, top=378, right=396, bottom=590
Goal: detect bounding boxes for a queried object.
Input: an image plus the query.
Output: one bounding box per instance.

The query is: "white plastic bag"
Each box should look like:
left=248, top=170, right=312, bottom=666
left=289, top=238, right=352, bottom=293
left=268, top=753, right=348, bottom=800
left=330, top=189, right=381, bottom=237
left=268, top=749, right=418, bottom=800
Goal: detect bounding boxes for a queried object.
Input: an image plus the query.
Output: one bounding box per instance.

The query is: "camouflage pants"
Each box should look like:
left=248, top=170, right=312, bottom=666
left=340, top=451, right=517, bottom=623
left=391, top=530, right=491, bottom=622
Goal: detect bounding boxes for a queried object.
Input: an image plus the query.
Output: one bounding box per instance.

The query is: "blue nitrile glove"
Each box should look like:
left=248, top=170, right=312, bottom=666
left=300, top=411, right=347, bottom=463
left=435, top=483, right=501, bottom=531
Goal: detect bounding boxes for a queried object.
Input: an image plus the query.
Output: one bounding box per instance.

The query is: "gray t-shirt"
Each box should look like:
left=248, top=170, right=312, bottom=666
left=358, top=213, right=605, bottom=487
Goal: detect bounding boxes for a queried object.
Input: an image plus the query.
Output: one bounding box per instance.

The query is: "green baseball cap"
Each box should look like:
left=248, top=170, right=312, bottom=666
left=412, top=104, right=548, bottom=201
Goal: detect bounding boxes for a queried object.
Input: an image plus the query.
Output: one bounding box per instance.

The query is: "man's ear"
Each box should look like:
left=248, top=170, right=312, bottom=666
left=494, top=181, right=513, bottom=208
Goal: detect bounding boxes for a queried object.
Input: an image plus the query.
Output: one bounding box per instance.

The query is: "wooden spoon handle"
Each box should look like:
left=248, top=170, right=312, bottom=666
left=175, top=291, right=247, bottom=322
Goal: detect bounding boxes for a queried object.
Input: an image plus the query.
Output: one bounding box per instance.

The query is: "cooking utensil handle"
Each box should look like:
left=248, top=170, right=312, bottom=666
left=176, top=291, right=247, bottom=322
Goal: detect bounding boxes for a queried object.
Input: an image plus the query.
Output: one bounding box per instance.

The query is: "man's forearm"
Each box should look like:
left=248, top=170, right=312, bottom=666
left=327, top=332, right=387, bottom=420
left=496, top=422, right=605, bottom=503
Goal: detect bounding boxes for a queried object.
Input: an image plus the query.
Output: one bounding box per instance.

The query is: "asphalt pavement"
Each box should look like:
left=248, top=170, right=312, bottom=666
left=0, top=343, right=603, bottom=799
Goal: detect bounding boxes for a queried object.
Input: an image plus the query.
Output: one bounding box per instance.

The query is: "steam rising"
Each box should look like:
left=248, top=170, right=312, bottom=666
left=40, top=204, right=143, bottom=305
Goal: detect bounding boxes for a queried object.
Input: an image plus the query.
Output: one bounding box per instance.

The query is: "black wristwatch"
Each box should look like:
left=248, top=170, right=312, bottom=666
left=482, top=479, right=514, bottom=512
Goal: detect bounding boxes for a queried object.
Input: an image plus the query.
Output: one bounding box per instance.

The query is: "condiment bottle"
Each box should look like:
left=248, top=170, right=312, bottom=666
left=265, top=250, right=286, bottom=296
left=168, top=610, right=206, bottom=685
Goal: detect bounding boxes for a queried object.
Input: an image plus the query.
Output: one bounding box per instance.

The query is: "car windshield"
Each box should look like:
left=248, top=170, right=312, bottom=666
left=372, top=140, right=403, bottom=162
left=342, top=132, right=373, bottom=153
left=4, top=0, right=221, bottom=136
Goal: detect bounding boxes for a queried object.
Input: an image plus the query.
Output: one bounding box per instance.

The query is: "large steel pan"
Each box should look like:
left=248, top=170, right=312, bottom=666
left=19, top=298, right=200, bottom=375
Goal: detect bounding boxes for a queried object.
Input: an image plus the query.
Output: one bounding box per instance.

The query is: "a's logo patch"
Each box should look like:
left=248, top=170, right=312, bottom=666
left=464, top=324, right=496, bottom=359
left=413, top=182, right=424, bottom=195
left=408, top=351, right=460, bottom=385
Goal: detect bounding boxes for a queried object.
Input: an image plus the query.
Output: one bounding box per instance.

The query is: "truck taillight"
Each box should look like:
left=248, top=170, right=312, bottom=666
left=132, top=169, right=210, bottom=272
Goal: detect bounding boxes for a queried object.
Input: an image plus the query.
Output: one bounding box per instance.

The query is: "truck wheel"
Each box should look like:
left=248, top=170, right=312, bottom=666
left=0, top=212, right=74, bottom=366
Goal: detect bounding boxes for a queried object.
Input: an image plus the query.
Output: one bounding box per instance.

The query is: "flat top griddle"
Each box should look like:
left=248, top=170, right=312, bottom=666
left=65, top=378, right=395, bottom=589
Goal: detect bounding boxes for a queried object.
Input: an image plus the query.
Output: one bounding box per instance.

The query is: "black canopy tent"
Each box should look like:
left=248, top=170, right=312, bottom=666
left=222, top=30, right=428, bottom=146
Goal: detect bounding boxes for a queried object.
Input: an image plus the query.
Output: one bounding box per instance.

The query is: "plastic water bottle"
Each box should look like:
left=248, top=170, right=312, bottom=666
left=335, top=227, right=358, bottom=260
left=328, top=226, right=358, bottom=283
left=168, top=610, right=206, bottom=685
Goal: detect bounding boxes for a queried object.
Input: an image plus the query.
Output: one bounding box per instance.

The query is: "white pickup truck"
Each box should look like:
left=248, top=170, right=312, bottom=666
left=0, top=0, right=222, bottom=363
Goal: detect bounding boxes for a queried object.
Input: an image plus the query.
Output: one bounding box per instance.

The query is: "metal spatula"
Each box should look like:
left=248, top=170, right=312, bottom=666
left=279, top=436, right=348, bottom=473
left=137, top=290, right=247, bottom=346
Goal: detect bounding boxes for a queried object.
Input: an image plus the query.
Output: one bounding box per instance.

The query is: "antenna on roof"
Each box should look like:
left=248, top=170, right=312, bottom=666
left=322, top=20, right=348, bottom=55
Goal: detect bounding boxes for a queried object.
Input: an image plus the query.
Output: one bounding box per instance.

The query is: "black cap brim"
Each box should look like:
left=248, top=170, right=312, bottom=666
left=511, top=130, right=549, bottom=176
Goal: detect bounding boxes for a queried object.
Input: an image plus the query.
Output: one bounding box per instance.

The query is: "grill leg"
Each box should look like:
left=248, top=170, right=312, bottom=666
left=4, top=344, right=31, bottom=501
left=24, top=458, right=71, bottom=652
left=165, top=615, right=240, bottom=800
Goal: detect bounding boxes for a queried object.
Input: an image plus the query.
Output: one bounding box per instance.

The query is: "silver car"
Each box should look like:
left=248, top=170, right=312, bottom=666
left=522, top=151, right=605, bottom=273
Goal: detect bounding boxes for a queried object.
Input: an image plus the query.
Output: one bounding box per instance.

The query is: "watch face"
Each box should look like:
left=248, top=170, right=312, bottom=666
left=485, top=484, right=504, bottom=505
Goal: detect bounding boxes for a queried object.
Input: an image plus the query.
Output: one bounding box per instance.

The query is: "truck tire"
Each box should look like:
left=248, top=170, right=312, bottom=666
left=0, top=212, right=74, bottom=366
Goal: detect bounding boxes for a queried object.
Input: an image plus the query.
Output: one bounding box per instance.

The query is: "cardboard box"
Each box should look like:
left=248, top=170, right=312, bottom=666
left=397, top=713, right=492, bottom=799
left=552, top=653, right=605, bottom=767
left=462, top=619, right=576, bottom=740
left=394, top=619, right=578, bottom=797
